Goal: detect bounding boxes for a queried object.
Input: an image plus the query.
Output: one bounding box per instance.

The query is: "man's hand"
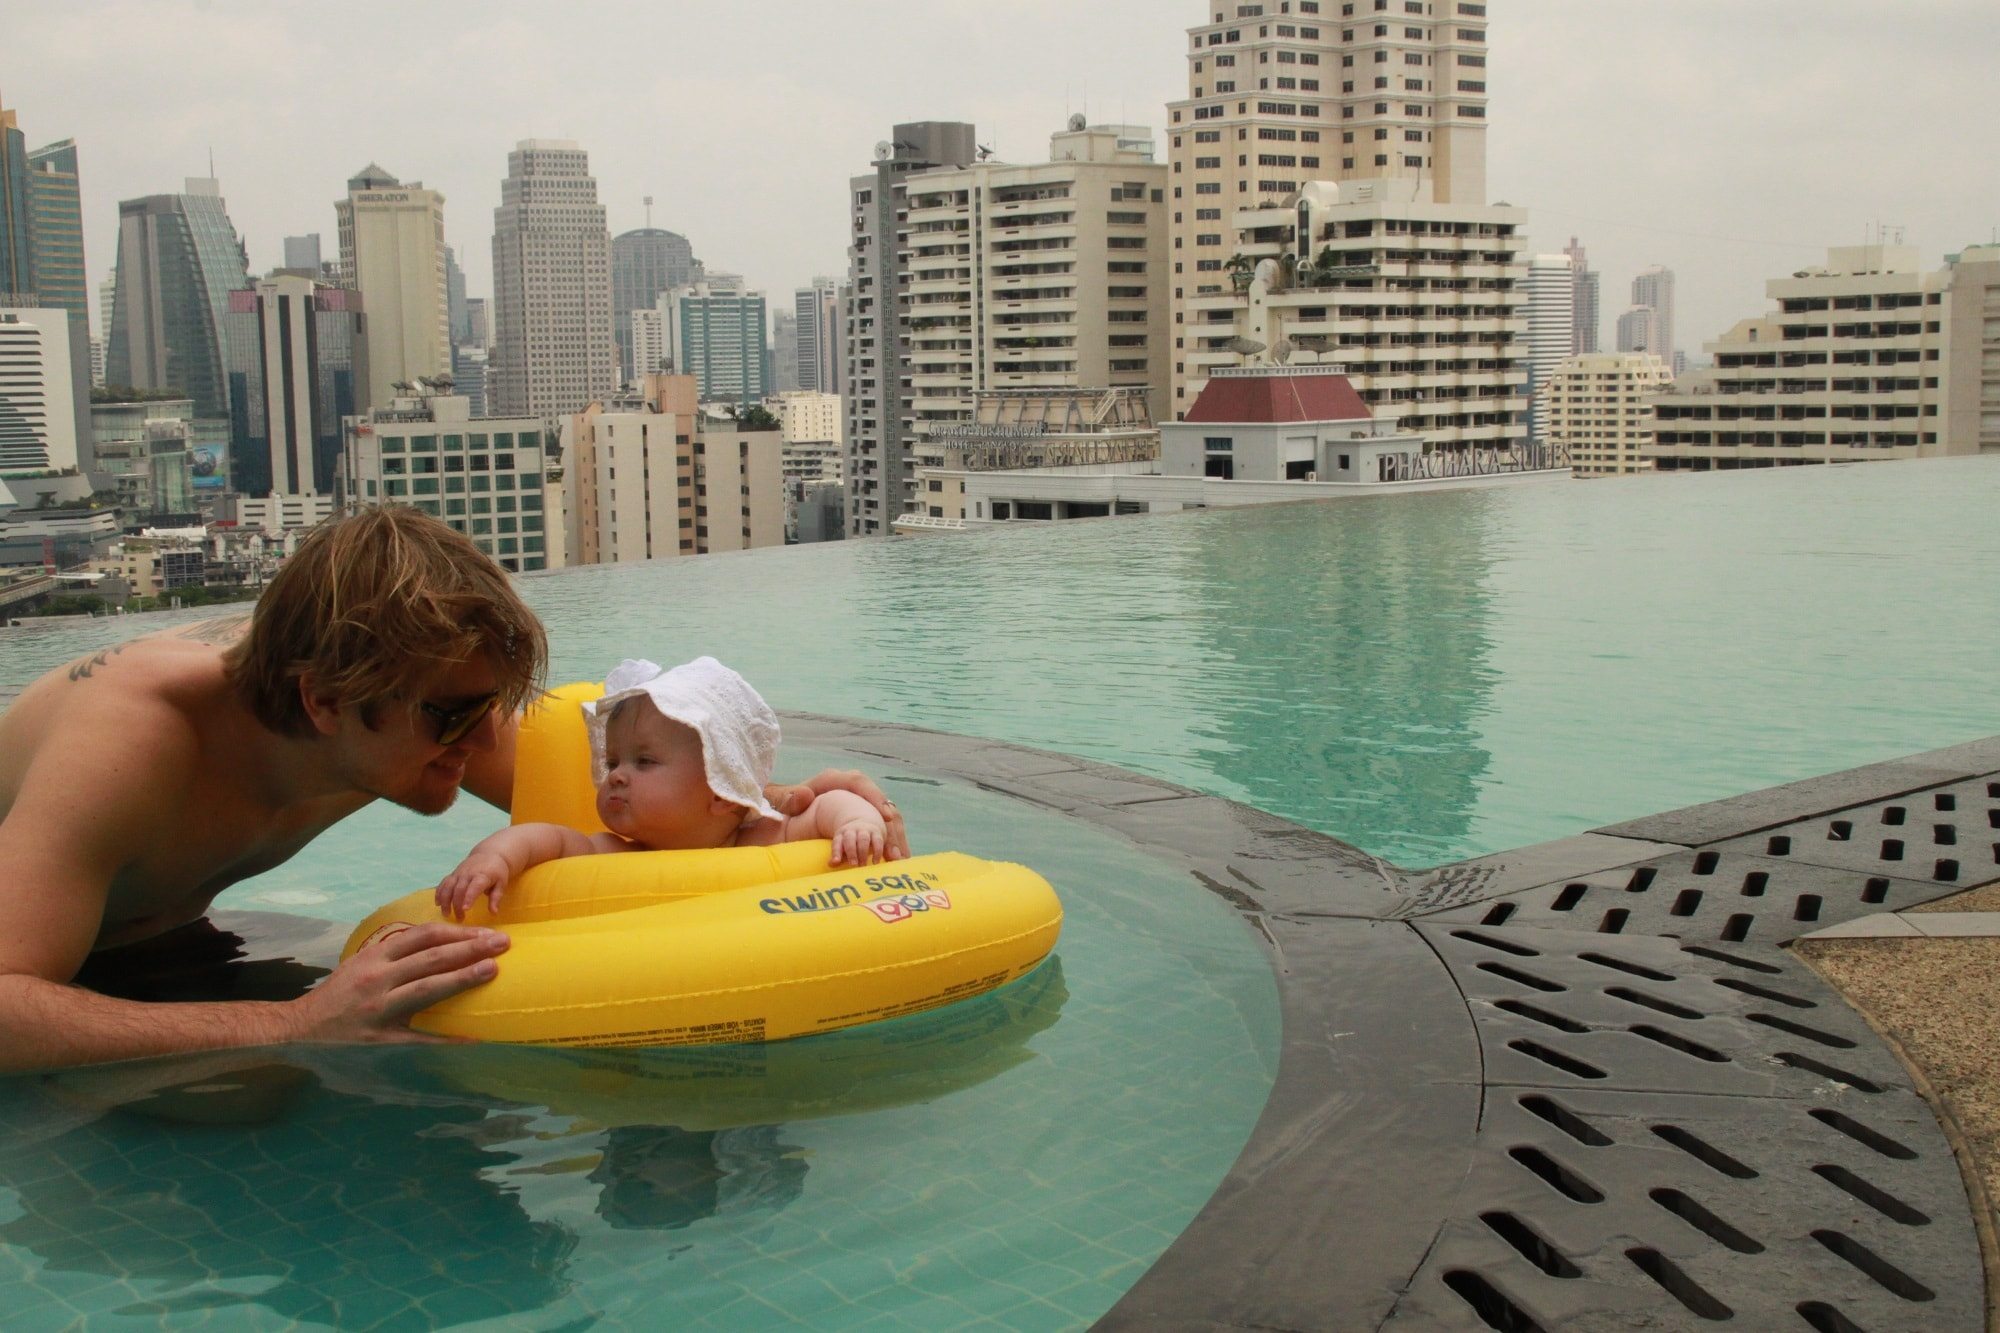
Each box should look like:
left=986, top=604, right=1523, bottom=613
left=767, top=769, right=909, bottom=860
left=289, top=923, right=508, bottom=1044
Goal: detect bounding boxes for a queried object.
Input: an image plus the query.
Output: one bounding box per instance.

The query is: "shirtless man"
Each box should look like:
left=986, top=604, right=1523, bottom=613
left=0, top=506, right=905, bottom=1073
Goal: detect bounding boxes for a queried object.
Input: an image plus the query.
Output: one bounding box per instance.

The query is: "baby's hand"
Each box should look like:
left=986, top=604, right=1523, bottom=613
left=435, top=850, right=512, bottom=920
left=829, top=817, right=888, bottom=868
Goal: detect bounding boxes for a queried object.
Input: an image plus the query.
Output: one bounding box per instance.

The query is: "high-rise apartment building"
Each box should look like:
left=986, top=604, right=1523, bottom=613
left=794, top=276, right=840, bottom=393
left=340, top=391, right=552, bottom=572
left=844, top=120, right=1172, bottom=535
left=105, top=180, right=250, bottom=424
left=1523, top=254, right=1576, bottom=443
left=895, top=120, right=1170, bottom=489
left=1565, top=236, right=1599, bottom=354
left=1165, top=0, right=1491, bottom=412
left=611, top=227, right=700, bottom=382
left=1615, top=304, right=1662, bottom=358
left=669, top=280, right=771, bottom=402
left=1630, top=264, right=1675, bottom=367
left=336, top=164, right=449, bottom=411
left=491, top=140, right=617, bottom=422
left=223, top=274, right=367, bottom=496
left=1650, top=243, right=2000, bottom=469
left=465, top=297, right=489, bottom=349
left=0, top=305, right=80, bottom=471
left=1543, top=352, right=1671, bottom=477
left=844, top=121, right=980, bottom=537
left=1182, top=179, right=1527, bottom=450
left=564, top=373, right=784, bottom=564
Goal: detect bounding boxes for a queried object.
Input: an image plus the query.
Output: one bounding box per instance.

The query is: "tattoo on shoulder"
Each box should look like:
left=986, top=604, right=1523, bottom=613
left=67, top=645, right=129, bottom=681
left=164, top=614, right=253, bottom=646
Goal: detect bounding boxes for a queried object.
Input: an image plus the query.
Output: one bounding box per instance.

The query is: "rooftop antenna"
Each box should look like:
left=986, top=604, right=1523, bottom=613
left=644, top=195, right=654, bottom=228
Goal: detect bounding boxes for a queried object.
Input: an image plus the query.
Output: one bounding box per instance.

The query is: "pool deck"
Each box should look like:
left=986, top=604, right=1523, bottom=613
left=781, top=715, right=2000, bottom=1333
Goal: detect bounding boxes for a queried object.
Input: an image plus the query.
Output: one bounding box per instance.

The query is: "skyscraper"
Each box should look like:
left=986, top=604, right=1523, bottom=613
left=1565, top=236, right=1600, bottom=354
left=611, top=226, right=700, bottom=382
left=491, top=139, right=617, bottom=421
left=1165, top=2, right=1491, bottom=411
left=24, top=140, right=86, bottom=324
left=771, top=308, right=799, bottom=393
left=336, top=164, right=449, bottom=410
left=1629, top=264, right=1676, bottom=367
left=1524, top=255, right=1577, bottom=443
left=0, top=99, right=28, bottom=299
left=1615, top=304, right=1661, bottom=358
left=445, top=243, right=469, bottom=345
left=223, top=273, right=367, bottom=496
left=105, top=179, right=250, bottom=423
left=794, top=276, right=839, bottom=393
left=844, top=122, right=978, bottom=535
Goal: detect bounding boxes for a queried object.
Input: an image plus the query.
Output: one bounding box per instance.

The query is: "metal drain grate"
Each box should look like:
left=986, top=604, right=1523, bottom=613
left=1711, top=775, right=2000, bottom=889
left=1419, top=849, right=1960, bottom=945
left=1419, top=926, right=1906, bottom=1098
left=1379, top=1086, right=1981, bottom=1330
left=1383, top=927, right=1982, bottom=1331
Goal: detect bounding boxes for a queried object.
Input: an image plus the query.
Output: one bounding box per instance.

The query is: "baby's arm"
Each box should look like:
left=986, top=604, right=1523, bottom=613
left=435, top=823, right=614, bottom=919
left=787, top=790, right=890, bottom=868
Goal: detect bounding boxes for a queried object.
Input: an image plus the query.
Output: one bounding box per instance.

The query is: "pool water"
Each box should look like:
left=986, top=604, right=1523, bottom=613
left=0, top=751, right=1279, bottom=1330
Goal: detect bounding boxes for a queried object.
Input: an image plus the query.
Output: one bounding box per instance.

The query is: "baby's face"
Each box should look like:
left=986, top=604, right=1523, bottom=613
left=596, top=700, right=729, bottom=849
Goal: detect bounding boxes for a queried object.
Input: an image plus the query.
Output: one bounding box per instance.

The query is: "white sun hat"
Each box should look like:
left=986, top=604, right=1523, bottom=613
left=582, top=657, right=784, bottom=821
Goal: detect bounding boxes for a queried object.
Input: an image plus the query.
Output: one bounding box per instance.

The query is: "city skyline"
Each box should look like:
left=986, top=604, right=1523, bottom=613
left=5, top=0, right=1996, bottom=367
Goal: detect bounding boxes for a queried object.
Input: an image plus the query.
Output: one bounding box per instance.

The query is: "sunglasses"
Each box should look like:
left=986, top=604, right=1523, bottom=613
left=418, top=691, right=500, bottom=746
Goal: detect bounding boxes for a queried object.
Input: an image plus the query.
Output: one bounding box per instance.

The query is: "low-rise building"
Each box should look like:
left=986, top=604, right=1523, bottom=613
left=1648, top=243, right=2000, bottom=470
left=339, top=391, right=553, bottom=572
left=564, top=374, right=785, bottom=565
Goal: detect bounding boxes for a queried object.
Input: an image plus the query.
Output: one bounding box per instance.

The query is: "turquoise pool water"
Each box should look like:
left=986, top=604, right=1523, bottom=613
left=0, top=751, right=1279, bottom=1330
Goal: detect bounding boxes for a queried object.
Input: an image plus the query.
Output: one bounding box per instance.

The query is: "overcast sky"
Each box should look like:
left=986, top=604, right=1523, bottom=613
left=7, top=0, right=1996, bottom=357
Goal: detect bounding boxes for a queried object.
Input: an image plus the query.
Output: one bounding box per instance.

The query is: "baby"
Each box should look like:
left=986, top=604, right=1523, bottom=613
left=436, top=656, right=889, bottom=918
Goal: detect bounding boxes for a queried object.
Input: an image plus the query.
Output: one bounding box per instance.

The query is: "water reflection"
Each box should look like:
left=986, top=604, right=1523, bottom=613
left=1170, top=496, right=1502, bottom=865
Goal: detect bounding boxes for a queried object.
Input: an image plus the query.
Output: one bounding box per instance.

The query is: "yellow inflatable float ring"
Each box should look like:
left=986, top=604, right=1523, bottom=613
left=341, top=683, right=1064, bottom=1047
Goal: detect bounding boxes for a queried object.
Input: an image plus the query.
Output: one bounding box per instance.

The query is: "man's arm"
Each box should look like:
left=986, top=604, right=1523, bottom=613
left=0, top=713, right=506, bottom=1073
left=767, top=769, right=909, bottom=860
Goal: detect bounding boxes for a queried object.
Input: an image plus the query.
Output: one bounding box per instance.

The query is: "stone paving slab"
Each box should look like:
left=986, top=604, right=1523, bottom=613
left=1595, top=759, right=1991, bottom=848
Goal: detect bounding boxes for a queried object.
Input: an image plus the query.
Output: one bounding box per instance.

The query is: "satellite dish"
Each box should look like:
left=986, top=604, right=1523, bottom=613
left=874, top=140, right=893, bottom=162
left=1272, top=337, right=1294, bottom=365
left=1224, top=337, right=1267, bottom=359
left=1068, top=113, right=1088, bottom=132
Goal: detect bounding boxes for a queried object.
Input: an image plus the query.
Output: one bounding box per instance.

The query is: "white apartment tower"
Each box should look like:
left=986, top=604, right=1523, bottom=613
left=1523, top=255, right=1576, bottom=443
left=491, top=140, right=618, bottom=423
left=1166, top=0, right=1491, bottom=413
left=1544, top=352, right=1671, bottom=477
left=0, top=305, right=80, bottom=471
left=335, top=164, right=449, bottom=411
left=1649, top=243, right=2000, bottom=470
left=844, top=122, right=980, bottom=537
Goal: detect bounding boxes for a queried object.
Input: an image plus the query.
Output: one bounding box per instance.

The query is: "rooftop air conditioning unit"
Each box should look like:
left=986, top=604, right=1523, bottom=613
left=1305, top=471, right=1317, bottom=481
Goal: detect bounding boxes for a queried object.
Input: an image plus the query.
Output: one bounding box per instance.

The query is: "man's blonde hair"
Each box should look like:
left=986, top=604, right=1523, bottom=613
left=224, top=505, right=546, bottom=736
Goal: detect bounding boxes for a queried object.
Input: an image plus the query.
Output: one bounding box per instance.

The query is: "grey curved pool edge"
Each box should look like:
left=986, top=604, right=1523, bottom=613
left=782, top=714, right=1995, bottom=1332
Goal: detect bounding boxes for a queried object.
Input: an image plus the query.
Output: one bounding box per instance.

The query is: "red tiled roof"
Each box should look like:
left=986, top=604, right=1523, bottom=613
left=1183, top=372, right=1372, bottom=424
